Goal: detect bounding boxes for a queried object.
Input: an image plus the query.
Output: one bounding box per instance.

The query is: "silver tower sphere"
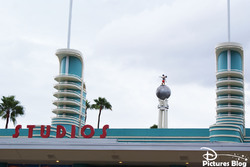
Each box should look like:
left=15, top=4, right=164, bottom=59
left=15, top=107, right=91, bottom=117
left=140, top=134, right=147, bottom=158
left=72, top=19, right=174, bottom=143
left=156, top=85, right=171, bottom=100
left=156, top=74, right=171, bottom=100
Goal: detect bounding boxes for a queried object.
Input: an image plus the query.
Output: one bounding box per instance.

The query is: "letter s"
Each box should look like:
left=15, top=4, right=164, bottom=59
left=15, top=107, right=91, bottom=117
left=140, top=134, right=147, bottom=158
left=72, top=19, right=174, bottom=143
left=100, top=124, right=109, bottom=138
left=13, top=125, right=22, bottom=138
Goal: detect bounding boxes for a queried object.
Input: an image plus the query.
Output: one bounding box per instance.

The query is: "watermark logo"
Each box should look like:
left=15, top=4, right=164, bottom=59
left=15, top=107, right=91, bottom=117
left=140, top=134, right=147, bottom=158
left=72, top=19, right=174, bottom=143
left=201, top=147, right=248, bottom=167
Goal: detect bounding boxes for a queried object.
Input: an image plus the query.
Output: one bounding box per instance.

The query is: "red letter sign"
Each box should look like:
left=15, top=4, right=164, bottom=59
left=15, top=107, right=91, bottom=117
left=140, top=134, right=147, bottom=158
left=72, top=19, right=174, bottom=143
left=40, top=125, right=51, bottom=138
left=71, top=125, right=76, bottom=138
left=81, top=125, right=95, bottom=138
left=13, top=125, right=22, bottom=138
left=56, top=125, right=66, bottom=138
left=27, top=125, right=36, bottom=138
left=100, top=124, right=109, bottom=138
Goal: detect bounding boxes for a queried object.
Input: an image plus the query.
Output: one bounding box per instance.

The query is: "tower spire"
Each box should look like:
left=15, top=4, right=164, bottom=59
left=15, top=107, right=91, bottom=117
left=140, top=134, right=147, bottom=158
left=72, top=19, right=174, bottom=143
left=227, top=0, right=230, bottom=42
left=67, top=0, right=73, bottom=48
left=156, top=74, right=171, bottom=128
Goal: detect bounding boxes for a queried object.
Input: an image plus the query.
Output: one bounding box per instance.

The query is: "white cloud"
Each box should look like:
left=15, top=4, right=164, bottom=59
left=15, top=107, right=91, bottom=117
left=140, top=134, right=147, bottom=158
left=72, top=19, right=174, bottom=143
left=0, top=0, right=250, bottom=129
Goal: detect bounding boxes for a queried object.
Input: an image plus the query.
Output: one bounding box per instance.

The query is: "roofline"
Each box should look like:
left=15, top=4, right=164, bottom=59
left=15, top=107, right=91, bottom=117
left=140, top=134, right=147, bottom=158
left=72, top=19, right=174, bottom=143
left=0, top=138, right=250, bottom=151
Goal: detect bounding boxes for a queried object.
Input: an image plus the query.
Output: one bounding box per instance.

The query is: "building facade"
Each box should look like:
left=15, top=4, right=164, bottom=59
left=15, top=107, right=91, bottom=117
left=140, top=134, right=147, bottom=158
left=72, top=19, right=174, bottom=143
left=0, top=42, right=250, bottom=166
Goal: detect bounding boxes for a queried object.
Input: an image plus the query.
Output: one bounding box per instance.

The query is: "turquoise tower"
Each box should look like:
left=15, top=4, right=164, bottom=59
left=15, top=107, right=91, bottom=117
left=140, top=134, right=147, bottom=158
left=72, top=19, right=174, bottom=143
left=210, top=42, right=244, bottom=142
left=52, top=48, right=86, bottom=133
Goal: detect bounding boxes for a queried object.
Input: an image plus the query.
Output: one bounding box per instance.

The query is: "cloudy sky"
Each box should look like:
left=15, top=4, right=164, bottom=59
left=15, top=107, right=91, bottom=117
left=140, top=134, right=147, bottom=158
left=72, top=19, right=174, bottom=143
left=0, top=0, right=250, bottom=129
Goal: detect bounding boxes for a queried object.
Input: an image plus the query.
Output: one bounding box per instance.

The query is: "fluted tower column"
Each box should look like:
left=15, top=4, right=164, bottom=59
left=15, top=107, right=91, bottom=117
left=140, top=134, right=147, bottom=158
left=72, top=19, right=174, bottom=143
left=52, top=48, right=86, bottom=134
left=210, top=42, right=244, bottom=142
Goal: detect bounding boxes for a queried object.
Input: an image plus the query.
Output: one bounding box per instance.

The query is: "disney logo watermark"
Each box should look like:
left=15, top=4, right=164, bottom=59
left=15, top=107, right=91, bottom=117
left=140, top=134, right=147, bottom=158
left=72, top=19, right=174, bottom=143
left=201, top=147, right=218, bottom=161
left=201, top=147, right=248, bottom=167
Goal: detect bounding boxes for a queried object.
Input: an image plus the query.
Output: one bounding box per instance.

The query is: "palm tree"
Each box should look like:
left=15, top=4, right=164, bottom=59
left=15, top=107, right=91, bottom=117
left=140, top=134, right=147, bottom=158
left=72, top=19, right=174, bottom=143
left=0, top=96, right=24, bottom=129
left=84, top=100, right=91, bottom=124
left=91, top=97, right=112, bottom=129
left=150, top=124, right=158, bottom=129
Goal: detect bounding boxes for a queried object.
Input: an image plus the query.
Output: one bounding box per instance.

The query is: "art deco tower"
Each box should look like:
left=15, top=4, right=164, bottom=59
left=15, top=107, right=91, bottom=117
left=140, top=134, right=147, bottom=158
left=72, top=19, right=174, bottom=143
left=51, top=49, right=86, bottom=133
left=51, top=0, right=86, bottom=134
left=209, top=0, right=245, bottom=143
left=210, top=43, right=244, bottom=142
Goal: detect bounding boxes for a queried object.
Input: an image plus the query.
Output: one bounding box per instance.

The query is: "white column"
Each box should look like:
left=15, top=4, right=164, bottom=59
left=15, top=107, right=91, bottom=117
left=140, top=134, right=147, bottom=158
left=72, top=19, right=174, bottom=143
left=66, top=56, right=69, bottom=74
left=162, top=110, right=165, bottom=128
left=166, top=100, right=169, bottom=128
left=158, top=99, right=169, bottom=128
left=164, top=110, right=168, bottom=128
left=158, top=110, right=162, bottom=128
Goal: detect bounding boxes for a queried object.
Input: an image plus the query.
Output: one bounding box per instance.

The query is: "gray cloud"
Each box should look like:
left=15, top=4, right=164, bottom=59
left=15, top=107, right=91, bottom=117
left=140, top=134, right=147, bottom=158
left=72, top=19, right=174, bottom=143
left=0, top=0, right=250, bottom=128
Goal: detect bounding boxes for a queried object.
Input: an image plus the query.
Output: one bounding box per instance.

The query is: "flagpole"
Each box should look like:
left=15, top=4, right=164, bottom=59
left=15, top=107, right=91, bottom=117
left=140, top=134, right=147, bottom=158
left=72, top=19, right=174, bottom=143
left=227, top=0, right=230, bottom=42
left=67, top=0, right=73, bottom=49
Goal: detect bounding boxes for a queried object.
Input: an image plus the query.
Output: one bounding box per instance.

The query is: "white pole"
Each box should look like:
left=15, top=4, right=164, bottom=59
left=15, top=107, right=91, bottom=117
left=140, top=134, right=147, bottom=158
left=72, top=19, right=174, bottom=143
left=163, top=110, right=165, bottom=128
left=227, top=0, right=230, bottom=42
left=67, top=0, right=73, bottom=49
left=158, top=110, right=162, bottom=128
left=163, top=100, right=168, bottom=128
left=164, top=110, right=168, bottom=128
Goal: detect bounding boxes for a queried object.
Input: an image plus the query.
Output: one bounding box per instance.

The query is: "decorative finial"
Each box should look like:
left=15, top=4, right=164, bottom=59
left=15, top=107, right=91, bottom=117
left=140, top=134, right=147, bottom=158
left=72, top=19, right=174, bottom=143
left=156, top=74, right=171, bottom=129
left=156, top=74, right=171, bottom=100
left=160, top=74, right=167, bottom=85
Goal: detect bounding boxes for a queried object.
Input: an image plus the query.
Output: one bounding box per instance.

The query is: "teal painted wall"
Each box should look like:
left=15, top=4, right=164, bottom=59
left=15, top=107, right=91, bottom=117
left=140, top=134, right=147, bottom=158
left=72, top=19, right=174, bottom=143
left=210, top=136, right=241, bottom=142
left=218, top=51, right=227, bottom=71
left=0, top=128, right=209, bottom=141
left=69, top=57, right=82, bottom=77
left=6, top=127, right=250, bottom=142
left=231, top=50, right=242, bottom=71
left=60, top=57, right=66, bottom=74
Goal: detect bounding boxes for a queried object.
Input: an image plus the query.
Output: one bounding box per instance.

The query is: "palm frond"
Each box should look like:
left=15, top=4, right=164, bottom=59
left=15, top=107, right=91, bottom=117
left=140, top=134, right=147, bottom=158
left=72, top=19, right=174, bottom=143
left=0, top=95, right=24, bottom=128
